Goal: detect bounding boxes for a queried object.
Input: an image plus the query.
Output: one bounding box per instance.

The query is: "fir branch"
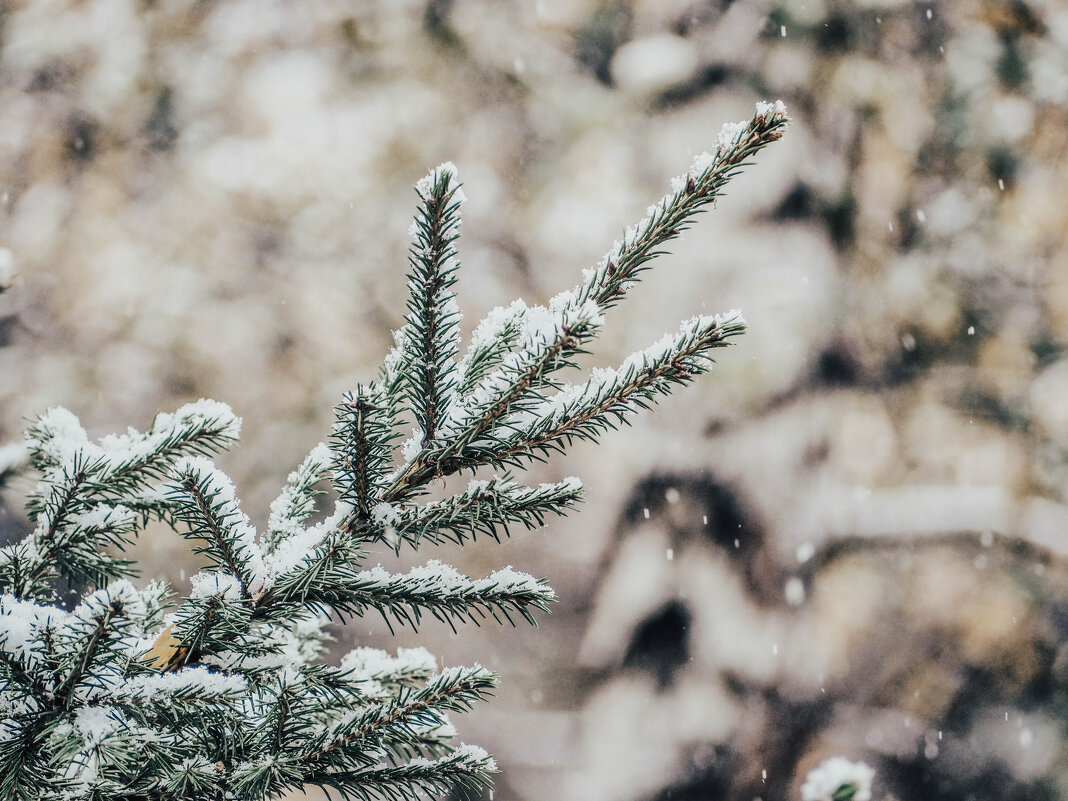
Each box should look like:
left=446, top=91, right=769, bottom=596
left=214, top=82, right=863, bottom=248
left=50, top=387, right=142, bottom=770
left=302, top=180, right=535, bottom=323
left=52, top=583, right=146, bottom=710
left=363, top=475, right=583, bottom=552
left=385, top=294, right=604, bottom=502
left=304, top=743, right=496, bottom=801
left=266, top=443, right=332, bottom=550
left=331, top=385, right=397, bottom=523
left=382, top=103, right=788, bottom=499
left=496, top=311, right=746, bottom=464
left=272, top=559, right=555, bottom=629
left=0, top=714, right=54, bottom=801
left=167, top=583, right=255, bottom=669
left=402, top=164, right=465, bottom=446
left=338, top=646, right=439, bottom=695
left=5, top=458, right=95, bottom=598
left=25, top=401, right=240, bottom=487
left=300, top=665, right=497, bottom=768
left=0, top=102, right=790, bottom=801
left=456, top=300, right=525, bottom=397
left=577, top=101, right=789, bottom=311
left=166, top=458, right=269, bottom=601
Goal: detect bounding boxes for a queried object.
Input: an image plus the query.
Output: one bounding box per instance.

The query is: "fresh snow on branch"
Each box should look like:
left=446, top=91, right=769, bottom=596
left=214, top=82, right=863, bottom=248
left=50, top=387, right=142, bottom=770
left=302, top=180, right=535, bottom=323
left=0, top=102, right=788, bottom=801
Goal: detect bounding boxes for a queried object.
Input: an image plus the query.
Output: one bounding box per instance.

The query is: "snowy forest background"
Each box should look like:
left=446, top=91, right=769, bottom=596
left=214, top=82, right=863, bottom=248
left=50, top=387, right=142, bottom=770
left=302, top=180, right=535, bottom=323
left=0, top=1, right=1066, bottom=800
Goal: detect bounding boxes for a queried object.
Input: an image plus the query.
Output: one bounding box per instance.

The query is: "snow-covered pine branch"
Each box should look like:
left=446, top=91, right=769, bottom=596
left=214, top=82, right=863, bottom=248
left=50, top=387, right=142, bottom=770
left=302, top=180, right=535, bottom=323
left=363, top=475, right=584, bottom=552
left=402, top=164, right=465, bottom=448
left=0, top=101, right=788, bottom=801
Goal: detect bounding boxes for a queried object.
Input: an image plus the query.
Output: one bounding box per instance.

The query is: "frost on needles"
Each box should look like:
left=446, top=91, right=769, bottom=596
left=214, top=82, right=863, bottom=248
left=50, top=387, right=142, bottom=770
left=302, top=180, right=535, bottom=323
left=0, top=102, right=788, bottom=801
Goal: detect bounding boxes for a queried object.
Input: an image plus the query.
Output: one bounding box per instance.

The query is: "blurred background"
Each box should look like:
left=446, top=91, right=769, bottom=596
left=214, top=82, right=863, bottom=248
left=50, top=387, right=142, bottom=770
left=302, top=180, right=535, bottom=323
left=1, top=1, right=1067, bottom=799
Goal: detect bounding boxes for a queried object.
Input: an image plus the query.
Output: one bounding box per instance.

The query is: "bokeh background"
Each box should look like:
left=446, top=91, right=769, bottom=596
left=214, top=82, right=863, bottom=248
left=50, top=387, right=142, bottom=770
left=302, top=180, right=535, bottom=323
left=1, top=1, right=1067, bottom=799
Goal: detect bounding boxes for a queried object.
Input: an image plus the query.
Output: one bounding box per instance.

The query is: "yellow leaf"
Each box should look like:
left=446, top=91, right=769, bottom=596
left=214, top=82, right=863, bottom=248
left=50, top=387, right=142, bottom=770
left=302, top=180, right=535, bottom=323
left=143, top=624, right=186, bottom=670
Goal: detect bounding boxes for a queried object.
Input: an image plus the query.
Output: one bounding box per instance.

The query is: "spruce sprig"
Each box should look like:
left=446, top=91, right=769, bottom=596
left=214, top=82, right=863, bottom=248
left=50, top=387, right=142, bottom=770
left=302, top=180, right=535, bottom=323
left=0, top=101, right=788, bottom=801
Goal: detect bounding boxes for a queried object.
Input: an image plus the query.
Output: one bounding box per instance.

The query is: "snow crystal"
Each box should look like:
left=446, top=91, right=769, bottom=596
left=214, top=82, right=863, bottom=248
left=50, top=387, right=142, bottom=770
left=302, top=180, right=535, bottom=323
left=415, top=162, right=464, bottom=203
left=401, top=429, right=424, bottom=463
left=265, top=521, right=333, bottom=578
left=71, top=503, right=136, bottom=533
left=755, top=99, right=788, bottom=119
left=381, top=328, right=411, bottom=384
left=555, top=476, right=583, bottom=493
left=72, top=579, right=146, bottom=623
left=98, top=400, right=241, bottom=474
left=801, top=757, right=875, bottom=801
left=468, top=300, right=527, bottom=350
left=341, top=645, right=437, bottom=678
left=690, top=151, right=717, bottom=176
left=268, top=442, right=331, bottom=539
left=0, top=248, right=13, bottom=289
left=371, top=502, right=400, bottom=526
left=517, top=304, right=556, bottom=348
left=453, top=742, right=496, bottom=770
left=357, top=564, right=392, bottom=586
left=189, top=571, right=244, bottom=600
left=407, top=560, right=467, bottom=594
left=29, top=407, right=91, bottom=467
left=0, top=594, right=67, bottom=667
left=717, top=120, right=749, bottom=150
left=466, top=478, right=494, bottom=494
left=116, top=666, right=248, bottom=701
left=73, top=705, right=124, bottom=739
left=340, top=645, right=437, bottom=697
left=64, top=706, right=130, bottom=788
left=474, top=566, right=549, bottom=598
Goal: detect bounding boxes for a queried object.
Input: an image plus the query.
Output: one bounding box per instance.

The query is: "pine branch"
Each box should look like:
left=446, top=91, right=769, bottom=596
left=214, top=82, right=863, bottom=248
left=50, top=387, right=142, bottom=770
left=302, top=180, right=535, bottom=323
left=385, top=294, right=604, bottom=502
left=166, top=578, right=255, bottom=668
left=272, top=554, right=554, bottom=630
left=381, top=103, right=788, bottom=500
left=300, top=665, right=497, bottom=769
left=456, top=300, right=525, bottom=396
left=577, top=101, right=788, bottom=311
left=166, top=458, right=269, bottom=601
left=0, top=101, right=790, bottom=801
left=402, top=163, right=465, bottom=446
left=304, top=743, right=496, bottom=801
left=494, top=311, right=746, bottom=465
left=52, top=583, right=146, bottom=711
left=266, top=443, right=332, bottom=550
left=363, top=475, right=583, bottom=552
left=331, top=385, right=397, bottom=524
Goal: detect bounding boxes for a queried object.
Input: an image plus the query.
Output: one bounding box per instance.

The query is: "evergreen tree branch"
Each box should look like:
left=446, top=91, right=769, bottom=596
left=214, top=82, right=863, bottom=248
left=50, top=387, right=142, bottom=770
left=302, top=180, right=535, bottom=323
left=266, top=444, right=332, bottom=550
left=494, top=311, right=746, bottom=465
left=304, top=743, right=496, bottom=801
left=300, top=665, right=496, bottom=768
left=331, top=385, right=396, bottom=524
left=363, top=475, right=583, bottom=552
left=577, top=102, right=788, bottom=311
left=272, top=558, right=554, bottom=630
left=456, top=301, right=524, bottom=397
left=166, top=458, right=269, bottom=601
left=402, top=164, right=465, bottom=447
left=0, top=102, right=790, bottom=801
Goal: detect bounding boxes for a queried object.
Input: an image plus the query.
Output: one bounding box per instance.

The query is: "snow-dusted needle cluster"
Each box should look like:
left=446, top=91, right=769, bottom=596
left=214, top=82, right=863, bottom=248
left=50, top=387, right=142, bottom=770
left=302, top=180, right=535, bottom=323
left=0, top=102, right=788, bottom=801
